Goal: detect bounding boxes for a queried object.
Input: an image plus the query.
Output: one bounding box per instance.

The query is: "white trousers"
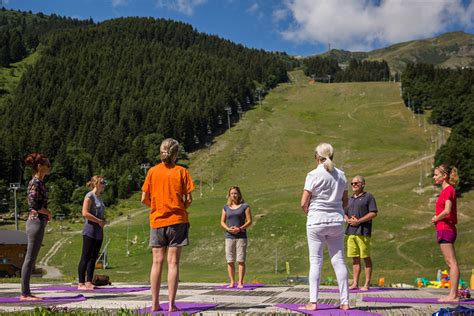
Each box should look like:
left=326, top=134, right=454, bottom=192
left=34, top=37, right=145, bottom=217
left=306, top=224, right=349, bottom=305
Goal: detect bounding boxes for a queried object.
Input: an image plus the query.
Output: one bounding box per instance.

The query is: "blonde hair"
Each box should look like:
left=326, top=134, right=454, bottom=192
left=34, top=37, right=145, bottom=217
left=436, top=164, right=459, bottom=186
left=315, top=143, right=334, bottom=172
left=160, top=138, right=180, bottom=165
left=87, top=175, right=104, bottom=189
left=226, top=186, right=244, bottom=206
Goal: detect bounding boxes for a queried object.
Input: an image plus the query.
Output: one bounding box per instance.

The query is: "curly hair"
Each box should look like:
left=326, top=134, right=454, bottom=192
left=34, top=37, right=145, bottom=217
left=24, top=152, right=50, bottom=172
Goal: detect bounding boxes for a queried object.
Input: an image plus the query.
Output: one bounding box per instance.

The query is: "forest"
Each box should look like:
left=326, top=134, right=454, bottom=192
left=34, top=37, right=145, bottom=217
left=401, top=63, right=473, bottom=189
left=303, top=56, right=391, bottom=83
left=0, top=7, right=92, bottom=66
left=0, top=10, right=289, bottom=216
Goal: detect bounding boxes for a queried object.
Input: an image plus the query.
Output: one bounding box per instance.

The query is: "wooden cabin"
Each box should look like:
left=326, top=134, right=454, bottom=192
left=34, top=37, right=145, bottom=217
left=0, top=230, right=27, bottom=277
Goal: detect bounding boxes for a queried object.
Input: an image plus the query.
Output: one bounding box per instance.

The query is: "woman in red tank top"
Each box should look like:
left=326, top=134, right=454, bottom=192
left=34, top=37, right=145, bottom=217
left=432, top=164, right=459, bottom=302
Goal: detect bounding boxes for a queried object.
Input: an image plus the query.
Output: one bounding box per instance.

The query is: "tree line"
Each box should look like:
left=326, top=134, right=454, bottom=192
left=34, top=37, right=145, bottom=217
left=0, top=8, right=92, bottom=66
left=401, top=63, right=473, bottom=189
left=303, top=56, right=391, bottom=82
left=0, top=13, right=289, bottom=216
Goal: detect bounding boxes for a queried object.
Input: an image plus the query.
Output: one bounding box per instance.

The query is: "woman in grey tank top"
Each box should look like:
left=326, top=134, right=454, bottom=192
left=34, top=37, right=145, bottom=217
left=77, top=175, right=106, bottom=290
left=220, top=186, right=252, bottom=288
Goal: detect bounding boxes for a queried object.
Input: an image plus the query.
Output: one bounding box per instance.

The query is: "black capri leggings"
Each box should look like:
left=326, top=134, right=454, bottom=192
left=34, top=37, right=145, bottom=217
left=77, top=235, right=103, bottom=283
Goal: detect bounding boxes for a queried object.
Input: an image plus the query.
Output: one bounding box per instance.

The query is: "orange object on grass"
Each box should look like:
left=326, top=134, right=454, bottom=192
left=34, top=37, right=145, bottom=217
left=378, top=277, right=385, bottom=287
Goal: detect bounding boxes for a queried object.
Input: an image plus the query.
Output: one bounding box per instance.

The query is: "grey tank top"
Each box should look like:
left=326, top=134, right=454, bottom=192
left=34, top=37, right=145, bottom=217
left=82, top=191, right=105, bottom=240
left=224, top=203, right=249, bottom=239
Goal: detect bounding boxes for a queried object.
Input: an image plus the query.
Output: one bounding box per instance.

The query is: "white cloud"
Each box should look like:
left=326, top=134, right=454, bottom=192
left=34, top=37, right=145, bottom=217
left=273, top=8, right=288, bottom=23
left=278, top=0, right=474, bottom=51
left=111, top=0, right=128, bottom=7
left=247, top=3, right=259, bottom=14
left=155, top=0, right=207, bottom=16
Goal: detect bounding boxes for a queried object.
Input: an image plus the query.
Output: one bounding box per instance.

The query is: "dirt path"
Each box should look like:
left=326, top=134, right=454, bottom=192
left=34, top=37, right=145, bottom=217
left=39, top=206, right=148, bottom=279
left=382, top=154, right=434, bottom=175
left=347, top=101, right=403, bottom=121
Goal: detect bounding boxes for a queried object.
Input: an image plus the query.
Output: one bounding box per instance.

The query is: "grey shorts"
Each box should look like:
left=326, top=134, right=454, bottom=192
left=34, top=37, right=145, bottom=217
left=225, top=238, right=248, bottom=263
left=150, top=223, right=189, bottom=248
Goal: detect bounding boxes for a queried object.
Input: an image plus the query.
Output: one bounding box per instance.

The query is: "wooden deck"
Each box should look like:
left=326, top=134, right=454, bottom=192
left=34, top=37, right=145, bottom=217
left=0, top=282, right=471, bottom=315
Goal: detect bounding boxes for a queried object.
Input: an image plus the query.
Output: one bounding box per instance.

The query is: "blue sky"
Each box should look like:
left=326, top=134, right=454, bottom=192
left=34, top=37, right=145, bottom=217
left=3, top=0, right=474, bottom=56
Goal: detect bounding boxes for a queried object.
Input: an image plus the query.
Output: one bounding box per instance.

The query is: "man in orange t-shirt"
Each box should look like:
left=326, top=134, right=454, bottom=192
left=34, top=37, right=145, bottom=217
left=141, top=138, right=194, bottom=312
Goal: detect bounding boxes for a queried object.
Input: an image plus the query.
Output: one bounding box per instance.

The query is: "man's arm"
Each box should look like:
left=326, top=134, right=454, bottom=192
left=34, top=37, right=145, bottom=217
left=184, top=193, right=193, bottom=209
left=141, top=191, right=151, bottom=206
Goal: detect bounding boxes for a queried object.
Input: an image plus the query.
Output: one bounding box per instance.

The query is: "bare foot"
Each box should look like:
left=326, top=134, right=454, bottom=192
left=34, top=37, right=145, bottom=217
left=237, top=283, right=244, bottom=289
left=226, top=283, right=235, bottom=288
left=438, top=296, right=460, bottom=302
left=151, top=302, right=163, bottom=312
left=298, top=303, right=317, bottom=311
left=20, top=295, right=42, bottom=301
left=77, top=284, right=94, bottom=291
left=85, top=282, right=95, bottom=290
left=360, top=286, right=369, bottom=291
left=169, top=304, right=180, bottom=312
left=340, top=304, right=350, bottom=310
left=349, top=284, right=358, bottom=290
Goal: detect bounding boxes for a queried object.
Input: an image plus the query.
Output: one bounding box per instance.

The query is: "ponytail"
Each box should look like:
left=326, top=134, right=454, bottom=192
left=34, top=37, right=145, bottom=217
left=315, top=143, right=335, bottom=172
left=436, top=164, right=459, bottom=186
left=160, top=138, right=180, bottom=165
left=322, top=157, right=334, bottom=172
left=87, top=175, right=104, bottom=189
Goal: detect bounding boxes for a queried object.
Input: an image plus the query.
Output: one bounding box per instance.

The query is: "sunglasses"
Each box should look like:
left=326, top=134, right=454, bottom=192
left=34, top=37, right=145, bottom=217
left=351, top=182, right=361, bottom=186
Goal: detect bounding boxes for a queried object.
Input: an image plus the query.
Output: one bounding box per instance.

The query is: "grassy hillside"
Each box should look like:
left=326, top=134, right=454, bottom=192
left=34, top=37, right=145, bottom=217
left=0, top=50, right=38, bottom=98
left=318, top=32, right=474, bottom=74
left=319, top=49, right=368, bottom=64
left=3, top=71, right=473, bottom=287
left=369, top=32, right=474, bottom=73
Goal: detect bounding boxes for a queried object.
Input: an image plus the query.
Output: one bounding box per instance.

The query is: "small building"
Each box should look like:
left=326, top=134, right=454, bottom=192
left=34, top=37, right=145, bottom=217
left=0, top=230, right=27, bottom=277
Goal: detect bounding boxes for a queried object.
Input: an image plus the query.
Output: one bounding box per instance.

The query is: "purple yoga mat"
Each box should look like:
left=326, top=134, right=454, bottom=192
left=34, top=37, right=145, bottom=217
left=276, top=303, right=382, bottom=316
left=320, top=287, right=413, bottom=293
left=138, top=302, right=217, bottom=315
left=34, top=285, right=150, bottom=293
left=0, top=294, right=86, bottom=303
left=362, top=296, right=474, bottom=305
left=214, top=283, right=265, bottom=291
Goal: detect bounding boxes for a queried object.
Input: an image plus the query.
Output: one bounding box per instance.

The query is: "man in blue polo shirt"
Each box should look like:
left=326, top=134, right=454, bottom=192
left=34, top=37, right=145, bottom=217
left=345, top=175, right=378, bottom=291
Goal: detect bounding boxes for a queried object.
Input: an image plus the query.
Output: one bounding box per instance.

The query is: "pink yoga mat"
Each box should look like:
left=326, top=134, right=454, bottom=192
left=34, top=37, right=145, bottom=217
left=320, top=287, right=414, bottom=293
left=0, top=294, right=86, bottom=303
left=362, top=296, right=474, bottom=305
left=33, top=285, right=150, bottom=293
left=276, top=303, right=382, bottom=315
left=214, top=283, right=264, bottom=290
left=138, top=302, right=217, bottom=315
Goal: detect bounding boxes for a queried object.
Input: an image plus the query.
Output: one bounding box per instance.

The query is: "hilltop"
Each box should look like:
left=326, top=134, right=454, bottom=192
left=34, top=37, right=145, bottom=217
left=319, top=31, right=474, bottom=73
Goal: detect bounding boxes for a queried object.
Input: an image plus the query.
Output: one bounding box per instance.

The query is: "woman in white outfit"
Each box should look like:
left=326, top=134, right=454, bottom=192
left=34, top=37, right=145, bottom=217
left=300, top=143, right=349, bottom=311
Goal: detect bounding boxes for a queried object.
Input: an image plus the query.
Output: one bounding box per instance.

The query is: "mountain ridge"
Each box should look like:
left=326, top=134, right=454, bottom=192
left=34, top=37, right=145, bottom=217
left=318, top=31, right=474, bottom=73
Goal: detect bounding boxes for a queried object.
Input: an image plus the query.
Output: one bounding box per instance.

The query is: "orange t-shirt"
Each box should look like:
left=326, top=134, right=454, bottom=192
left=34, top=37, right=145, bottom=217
left=141, top=163, right=195, bottom=228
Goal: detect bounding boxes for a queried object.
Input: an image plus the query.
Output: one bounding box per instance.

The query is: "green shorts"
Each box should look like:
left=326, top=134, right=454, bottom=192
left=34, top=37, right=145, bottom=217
left=347, top=235, right=371, bottom=258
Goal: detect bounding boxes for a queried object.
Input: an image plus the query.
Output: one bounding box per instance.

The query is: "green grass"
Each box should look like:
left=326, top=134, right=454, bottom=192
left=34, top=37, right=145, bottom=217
left=0, top=51, right=40, bottom=98
left=3, top=70, right=473, bottom=287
